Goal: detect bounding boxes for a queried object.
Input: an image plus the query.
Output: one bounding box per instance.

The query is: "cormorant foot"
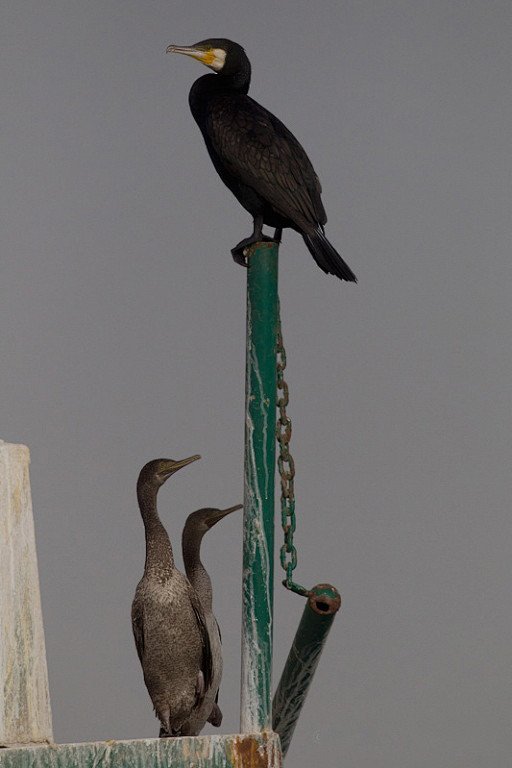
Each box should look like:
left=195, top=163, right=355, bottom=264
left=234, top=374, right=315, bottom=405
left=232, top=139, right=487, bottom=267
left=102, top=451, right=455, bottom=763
left=231, top=242, right=251, bottom=267
left=158, top=709, right=172, bottom=738
left=231, top=235, right=276, bottom=266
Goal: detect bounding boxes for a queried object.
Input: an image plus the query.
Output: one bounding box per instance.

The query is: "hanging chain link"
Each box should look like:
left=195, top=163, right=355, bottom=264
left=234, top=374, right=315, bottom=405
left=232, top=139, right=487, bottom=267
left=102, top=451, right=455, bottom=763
left=276, top=301, right=309, bottom=597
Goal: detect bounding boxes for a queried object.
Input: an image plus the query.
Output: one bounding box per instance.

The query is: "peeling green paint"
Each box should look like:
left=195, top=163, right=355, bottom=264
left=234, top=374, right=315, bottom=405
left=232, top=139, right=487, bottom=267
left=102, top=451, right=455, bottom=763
left=273, top=585, right=341, bottom=757
left=0, top=733, right=282, bottom=768
left=241, top=244, right=278, bottom=733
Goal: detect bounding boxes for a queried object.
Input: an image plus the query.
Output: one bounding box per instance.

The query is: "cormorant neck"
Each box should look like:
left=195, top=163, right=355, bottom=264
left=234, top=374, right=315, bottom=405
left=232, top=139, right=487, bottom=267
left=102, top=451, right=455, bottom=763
left=224, top=54, right=251, bottom=92
left=190, top=56, right=251, bottom=101
left=182, top=530, right=213, bottom=611
left=137, top=485, right=175, bottom=575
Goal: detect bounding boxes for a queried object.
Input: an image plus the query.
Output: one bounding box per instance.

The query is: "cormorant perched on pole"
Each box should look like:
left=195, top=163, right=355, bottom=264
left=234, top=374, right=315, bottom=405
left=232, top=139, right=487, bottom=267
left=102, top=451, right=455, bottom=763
left=131, top=456, right=215, bottom=737
left=166, top=38, right=357, bottom=282
left=182, top=504, right=243, bottom=732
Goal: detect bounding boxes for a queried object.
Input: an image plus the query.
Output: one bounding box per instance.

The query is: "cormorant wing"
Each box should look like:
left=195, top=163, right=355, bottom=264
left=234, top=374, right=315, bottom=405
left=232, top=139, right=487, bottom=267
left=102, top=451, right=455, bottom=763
left=206, top=95, right=327, bottom=229
left=131, top=596, right=145, bottom=664
left=188, top=587, right=214, bottom=697
left=205, top=617, right=223, bottom=726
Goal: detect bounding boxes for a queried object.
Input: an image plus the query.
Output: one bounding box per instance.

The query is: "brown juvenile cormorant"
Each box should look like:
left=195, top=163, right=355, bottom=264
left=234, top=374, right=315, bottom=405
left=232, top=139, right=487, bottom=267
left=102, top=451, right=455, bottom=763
left=166, top=38, right=357, bottom=282
left=182, top=504, right=243, bottom=732
left=131, top=455, right=215, bottom=737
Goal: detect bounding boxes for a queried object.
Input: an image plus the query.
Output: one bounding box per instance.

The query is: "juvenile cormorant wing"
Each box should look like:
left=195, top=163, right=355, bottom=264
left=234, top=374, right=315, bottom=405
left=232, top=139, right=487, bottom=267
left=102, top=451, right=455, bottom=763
left=131, top=598, right=145, bottom=664
left=189, top=588, right=214, bottom=697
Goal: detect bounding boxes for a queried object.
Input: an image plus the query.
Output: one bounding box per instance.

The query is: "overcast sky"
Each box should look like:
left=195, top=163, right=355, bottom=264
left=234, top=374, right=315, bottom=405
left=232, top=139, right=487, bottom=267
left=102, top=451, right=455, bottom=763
left=2, top=1, right=512, bottom=766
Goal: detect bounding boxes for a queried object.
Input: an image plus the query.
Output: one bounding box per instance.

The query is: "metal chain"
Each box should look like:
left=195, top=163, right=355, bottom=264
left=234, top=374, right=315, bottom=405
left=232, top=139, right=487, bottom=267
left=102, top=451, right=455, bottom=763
left=276, top=301, right=309, bottom=597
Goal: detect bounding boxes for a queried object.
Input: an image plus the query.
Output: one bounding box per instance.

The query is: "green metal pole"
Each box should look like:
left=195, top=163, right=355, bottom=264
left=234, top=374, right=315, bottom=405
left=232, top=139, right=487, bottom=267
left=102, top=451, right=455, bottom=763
left=272, top=584, right=341, bottom=756
left=240, top=242, right=279, bottom=733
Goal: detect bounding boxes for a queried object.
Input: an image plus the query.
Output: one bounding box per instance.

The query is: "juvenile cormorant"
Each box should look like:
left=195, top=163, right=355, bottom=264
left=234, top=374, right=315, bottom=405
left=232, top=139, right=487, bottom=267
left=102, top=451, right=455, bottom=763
left=182, top=504, right=243, bottom=731
left=131, top=455, right=215, bottom=737
left=166, top=38, right=357, bottom=282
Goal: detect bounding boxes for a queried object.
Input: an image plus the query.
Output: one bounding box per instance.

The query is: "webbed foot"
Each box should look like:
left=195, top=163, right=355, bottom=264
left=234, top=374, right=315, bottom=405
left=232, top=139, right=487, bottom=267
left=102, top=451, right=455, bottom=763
left=231, top=234, right=275, bottom=266
left=158, top=709, right=172, bottom=738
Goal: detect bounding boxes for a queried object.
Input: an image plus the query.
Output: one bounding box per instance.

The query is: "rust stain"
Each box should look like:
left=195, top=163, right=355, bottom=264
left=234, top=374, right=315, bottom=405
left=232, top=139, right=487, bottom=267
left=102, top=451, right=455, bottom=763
left=229, top=733, right=282, bottom=768
left=244, top=241, right=277, bottom=260
left=308, top=584, right=341, bottom=615
left=230, top=735, right=267, bottom=768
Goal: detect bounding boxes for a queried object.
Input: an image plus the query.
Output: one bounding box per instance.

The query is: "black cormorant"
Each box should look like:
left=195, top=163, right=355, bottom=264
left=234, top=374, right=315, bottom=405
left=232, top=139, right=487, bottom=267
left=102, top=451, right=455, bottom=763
left=131, top=455, right=215, bottom=737
left=181, top=504, right=243, bottom=732
left=166, top=38, right=357, bottom=282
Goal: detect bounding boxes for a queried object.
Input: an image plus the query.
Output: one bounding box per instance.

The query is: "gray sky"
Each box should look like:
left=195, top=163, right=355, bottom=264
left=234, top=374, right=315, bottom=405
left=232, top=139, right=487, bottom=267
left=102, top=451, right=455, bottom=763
left=2, top=1, right=512, bottom=765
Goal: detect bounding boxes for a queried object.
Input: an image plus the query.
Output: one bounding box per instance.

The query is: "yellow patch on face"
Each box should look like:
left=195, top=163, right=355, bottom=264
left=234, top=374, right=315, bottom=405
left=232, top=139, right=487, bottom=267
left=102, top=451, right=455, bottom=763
left=192, top=48, right=216, bottom=67
left=201, top=47, right=227, bottom=72
left=167, top=44, right=226, bottom=72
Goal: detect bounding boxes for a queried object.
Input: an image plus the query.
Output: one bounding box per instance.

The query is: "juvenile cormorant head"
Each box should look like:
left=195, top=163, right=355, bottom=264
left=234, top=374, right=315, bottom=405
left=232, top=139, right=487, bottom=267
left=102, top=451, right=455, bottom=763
left=183, top=504, right=243, bottom=538
left=137, top=455, right=201, bottom=491
left=166, top=38, right=247, bottom=76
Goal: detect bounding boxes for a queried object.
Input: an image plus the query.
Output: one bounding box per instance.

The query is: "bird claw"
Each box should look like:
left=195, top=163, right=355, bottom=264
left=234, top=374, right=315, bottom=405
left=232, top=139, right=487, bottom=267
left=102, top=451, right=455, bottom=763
left=158, top=709, right=172, bottom=738
left=231, top=234, right=278, bottom=267
left=231, top=245, right=250, bottom=267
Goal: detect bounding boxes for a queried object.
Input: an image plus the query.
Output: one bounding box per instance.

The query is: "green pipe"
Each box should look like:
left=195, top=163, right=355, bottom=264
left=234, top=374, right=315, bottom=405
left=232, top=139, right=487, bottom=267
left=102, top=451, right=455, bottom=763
left=272, top=584, right=342, bottom=756
left=240, top=242, right=279, bottom=733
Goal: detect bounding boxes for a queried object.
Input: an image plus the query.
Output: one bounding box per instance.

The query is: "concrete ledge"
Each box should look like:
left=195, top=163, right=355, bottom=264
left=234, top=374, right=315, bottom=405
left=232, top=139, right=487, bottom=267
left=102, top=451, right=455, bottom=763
left=0, top=733, right=282, bottom=768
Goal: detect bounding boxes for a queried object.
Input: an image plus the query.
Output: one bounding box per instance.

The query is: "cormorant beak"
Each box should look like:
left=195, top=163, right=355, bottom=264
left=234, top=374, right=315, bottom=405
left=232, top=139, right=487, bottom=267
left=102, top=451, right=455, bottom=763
left=166, top=44, right=215, bottom=67
left=161, top=454, right=201, bottom=478
left=205, top=504, right=243, bottom=528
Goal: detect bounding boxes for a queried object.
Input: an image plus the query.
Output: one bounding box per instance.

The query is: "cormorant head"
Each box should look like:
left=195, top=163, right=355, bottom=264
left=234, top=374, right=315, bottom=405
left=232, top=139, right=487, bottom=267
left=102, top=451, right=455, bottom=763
left=137, top=455, right=201, bottom=491
left=183, top=504, right=243, bottom=538
left=166, top=38, right=248, bottom=76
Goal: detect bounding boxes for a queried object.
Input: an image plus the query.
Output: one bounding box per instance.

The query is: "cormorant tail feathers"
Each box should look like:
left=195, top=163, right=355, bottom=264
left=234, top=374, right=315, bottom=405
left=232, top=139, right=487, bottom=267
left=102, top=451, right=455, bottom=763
left=303, top=228, right=357, bottom=283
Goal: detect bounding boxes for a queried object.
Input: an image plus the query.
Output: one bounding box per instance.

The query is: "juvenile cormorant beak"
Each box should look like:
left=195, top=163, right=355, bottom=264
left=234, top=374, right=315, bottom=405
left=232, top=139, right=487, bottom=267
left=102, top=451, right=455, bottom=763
left=160, top=454, right=201, bottom=478
left=205, top=504, right=243, bottom=529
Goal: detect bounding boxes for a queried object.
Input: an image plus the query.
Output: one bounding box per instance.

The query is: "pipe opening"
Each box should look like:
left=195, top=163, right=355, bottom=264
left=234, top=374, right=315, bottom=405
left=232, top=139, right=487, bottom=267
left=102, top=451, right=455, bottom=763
left=308, top=584, right=342, bottom=616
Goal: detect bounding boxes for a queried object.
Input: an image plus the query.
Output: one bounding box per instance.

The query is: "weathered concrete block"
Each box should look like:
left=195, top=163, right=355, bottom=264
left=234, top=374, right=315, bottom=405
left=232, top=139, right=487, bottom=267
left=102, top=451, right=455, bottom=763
left=0, top=441, right=53, bottom=746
